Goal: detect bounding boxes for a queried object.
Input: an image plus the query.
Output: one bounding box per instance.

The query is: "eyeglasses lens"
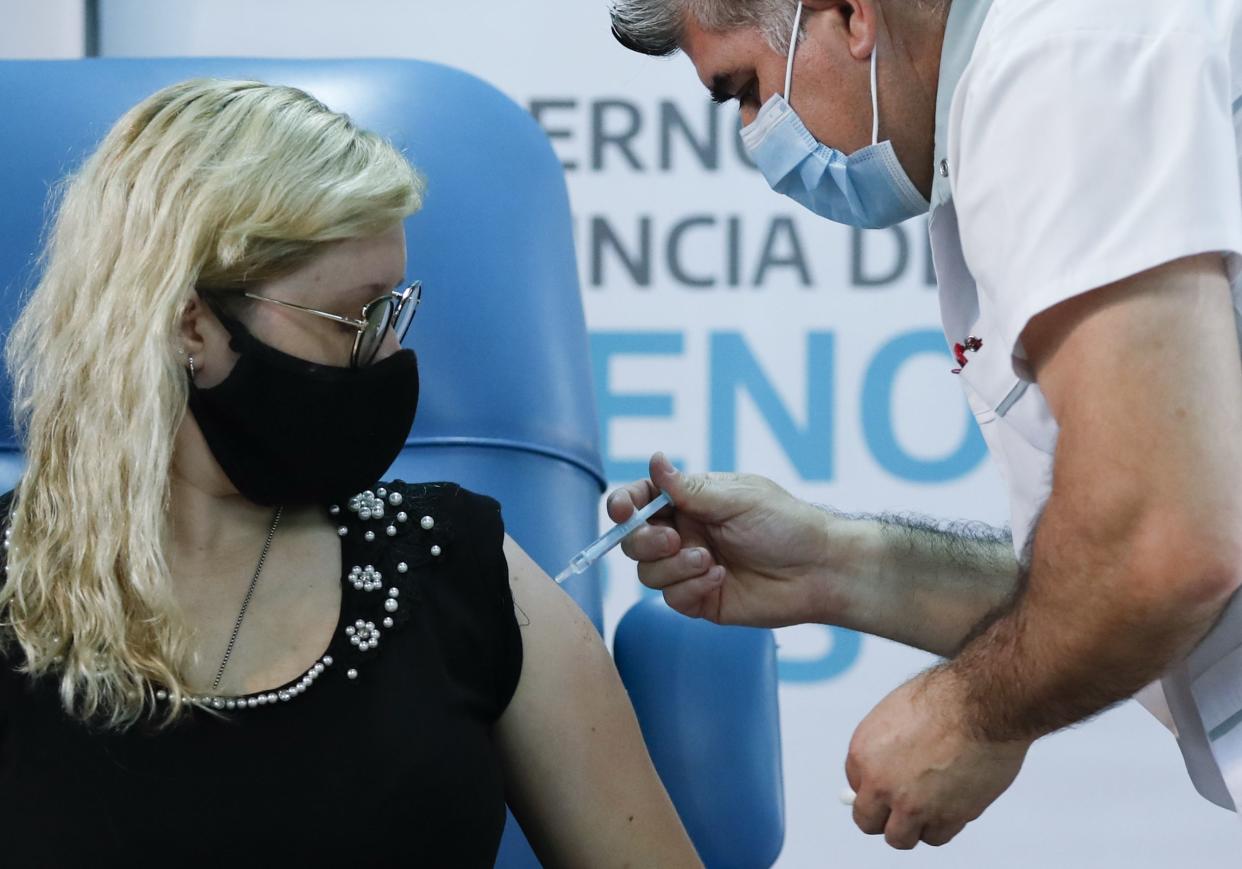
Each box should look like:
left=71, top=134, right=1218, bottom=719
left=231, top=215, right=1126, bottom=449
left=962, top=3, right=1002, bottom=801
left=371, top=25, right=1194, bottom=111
left=354, top=297, right=395, bottom=367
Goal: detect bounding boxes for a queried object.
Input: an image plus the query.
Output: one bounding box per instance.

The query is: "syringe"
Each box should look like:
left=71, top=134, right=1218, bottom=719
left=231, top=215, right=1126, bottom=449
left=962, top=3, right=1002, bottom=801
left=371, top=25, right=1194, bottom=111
left=554, top=491, right=673, bottom=585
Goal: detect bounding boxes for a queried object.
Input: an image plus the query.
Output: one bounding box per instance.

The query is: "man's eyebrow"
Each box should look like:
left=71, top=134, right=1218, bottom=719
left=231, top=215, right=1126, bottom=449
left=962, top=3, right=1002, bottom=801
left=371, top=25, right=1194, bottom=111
left=708, top=72, right=739, bottom=104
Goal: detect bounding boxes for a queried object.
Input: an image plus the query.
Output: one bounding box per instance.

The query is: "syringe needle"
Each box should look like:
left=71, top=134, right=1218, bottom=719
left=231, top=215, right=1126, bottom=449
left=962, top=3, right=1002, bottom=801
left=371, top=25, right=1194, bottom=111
left=554, top=491, right=673, bottom=585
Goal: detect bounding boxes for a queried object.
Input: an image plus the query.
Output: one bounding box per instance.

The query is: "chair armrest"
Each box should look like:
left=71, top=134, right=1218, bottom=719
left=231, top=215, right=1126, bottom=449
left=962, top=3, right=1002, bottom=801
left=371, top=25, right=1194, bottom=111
left=614, top=596, right=785, bottom=869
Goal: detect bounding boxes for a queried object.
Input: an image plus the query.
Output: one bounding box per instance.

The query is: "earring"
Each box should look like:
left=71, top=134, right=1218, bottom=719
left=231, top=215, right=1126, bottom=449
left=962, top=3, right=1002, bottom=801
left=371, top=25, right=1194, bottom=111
left=187, top=355, right=196, bottom=380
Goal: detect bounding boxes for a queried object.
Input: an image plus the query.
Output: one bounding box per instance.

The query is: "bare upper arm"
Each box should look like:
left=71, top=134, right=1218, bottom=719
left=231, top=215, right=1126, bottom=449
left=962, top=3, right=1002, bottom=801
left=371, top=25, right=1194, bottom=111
left=1021, top=253, right=1242, bottom=587
left=495, top=534, right=701, bottom=868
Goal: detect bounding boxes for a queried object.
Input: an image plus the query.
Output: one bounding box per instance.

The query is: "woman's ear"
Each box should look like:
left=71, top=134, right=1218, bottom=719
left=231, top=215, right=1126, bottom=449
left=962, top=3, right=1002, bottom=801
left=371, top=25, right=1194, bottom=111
left=179, top=292, right=241, bottom=387
left=179, top=293, right=208, bottom=360
left=800, top=0, right=879, bottom=61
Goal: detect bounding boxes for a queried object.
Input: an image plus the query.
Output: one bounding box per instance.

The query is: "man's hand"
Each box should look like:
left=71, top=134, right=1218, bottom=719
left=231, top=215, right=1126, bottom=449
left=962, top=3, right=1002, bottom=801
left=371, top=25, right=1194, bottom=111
left=846, top=669, right=1029, bottom=850
left=606, top=453, right=845, bottom=628
left=608, top=453, right=1018, bottom=652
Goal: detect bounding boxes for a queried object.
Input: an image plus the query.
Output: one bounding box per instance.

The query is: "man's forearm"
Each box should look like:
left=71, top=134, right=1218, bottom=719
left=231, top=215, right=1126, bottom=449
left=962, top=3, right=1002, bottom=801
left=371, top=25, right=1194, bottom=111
left=820, top=508, right=1020, bottom=657
left=941, top=496, right=1239, bottom=743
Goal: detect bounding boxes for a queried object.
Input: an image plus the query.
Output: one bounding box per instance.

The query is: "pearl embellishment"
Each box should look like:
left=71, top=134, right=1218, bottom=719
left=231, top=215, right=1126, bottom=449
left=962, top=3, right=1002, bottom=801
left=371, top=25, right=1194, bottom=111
left=349, top=564, right=383, bottom=592
left=348, top=490, right=389, bottom=525
left=347, top=619, right=381, bottom=651
left=155, top=652, right=334, bottom=711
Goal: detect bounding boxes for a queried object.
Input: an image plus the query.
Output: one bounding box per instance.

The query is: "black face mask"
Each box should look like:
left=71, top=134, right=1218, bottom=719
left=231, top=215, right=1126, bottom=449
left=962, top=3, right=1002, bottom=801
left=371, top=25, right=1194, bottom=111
left=187, top=315, right=419, bottom=507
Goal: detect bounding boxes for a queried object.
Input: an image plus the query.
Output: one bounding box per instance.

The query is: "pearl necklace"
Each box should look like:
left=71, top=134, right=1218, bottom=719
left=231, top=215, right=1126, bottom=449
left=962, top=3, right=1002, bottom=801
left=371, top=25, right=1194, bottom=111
left=158, top=652, right=336, bottom=710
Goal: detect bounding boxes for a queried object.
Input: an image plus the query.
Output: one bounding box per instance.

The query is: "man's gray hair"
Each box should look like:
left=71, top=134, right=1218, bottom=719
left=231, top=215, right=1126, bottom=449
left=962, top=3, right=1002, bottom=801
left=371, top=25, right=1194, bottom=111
left=609, top=0, right=802, bottom=57
left=609, top=0, right=947, bottom=56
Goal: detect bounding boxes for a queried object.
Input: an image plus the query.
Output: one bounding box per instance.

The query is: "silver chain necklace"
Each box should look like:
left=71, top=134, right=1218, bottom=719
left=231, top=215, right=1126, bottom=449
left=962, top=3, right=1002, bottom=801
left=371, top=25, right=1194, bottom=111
left=210, top=506, right=283, bottom=693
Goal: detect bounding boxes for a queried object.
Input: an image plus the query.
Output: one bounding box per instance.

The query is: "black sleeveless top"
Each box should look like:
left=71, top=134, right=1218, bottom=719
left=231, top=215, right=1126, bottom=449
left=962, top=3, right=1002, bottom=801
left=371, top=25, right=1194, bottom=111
left=0, top=481, right=524, bottom=868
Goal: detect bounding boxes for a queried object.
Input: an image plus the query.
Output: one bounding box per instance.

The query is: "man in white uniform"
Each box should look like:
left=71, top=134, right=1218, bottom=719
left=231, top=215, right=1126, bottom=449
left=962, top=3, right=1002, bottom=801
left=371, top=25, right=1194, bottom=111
left=606, top=0, right=1242, bottom=850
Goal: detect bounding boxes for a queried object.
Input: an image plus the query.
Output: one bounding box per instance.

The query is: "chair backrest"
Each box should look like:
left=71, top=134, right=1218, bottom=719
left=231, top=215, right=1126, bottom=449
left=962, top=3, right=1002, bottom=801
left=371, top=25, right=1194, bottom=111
left=0, top=58, right=607, bottom=627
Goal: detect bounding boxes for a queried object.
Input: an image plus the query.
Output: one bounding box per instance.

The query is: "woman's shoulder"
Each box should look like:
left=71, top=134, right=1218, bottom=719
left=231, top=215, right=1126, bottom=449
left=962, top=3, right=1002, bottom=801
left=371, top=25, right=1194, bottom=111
left=355, top=480, right=520, bottom=715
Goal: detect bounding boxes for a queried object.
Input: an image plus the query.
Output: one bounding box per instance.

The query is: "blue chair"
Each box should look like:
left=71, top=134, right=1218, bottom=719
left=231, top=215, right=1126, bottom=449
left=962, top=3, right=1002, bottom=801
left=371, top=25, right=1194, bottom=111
left=0, top=58, right=783, bottom=868
left=616, top=599, right=785, bottom=868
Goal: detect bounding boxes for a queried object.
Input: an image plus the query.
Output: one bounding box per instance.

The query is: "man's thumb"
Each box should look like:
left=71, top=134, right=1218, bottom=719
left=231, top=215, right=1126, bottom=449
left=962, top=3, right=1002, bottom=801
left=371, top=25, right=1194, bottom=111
left=649, top=452, right=732, bottom=519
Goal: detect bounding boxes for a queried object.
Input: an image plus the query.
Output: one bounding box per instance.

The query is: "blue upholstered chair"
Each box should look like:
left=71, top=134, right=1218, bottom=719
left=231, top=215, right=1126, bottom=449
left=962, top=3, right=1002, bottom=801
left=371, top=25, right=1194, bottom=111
left=0, top=59, right=783, bottom=868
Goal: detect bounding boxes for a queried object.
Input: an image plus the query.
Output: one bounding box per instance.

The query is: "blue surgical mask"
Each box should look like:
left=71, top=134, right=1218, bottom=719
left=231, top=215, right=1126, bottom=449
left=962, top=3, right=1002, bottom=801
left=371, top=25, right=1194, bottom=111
left=740, top=3, right=929, bottom=229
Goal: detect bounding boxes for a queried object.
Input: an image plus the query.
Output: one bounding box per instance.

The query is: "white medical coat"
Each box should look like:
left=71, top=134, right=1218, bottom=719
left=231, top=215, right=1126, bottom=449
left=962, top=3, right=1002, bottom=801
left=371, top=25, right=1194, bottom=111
left=933, top=0, right=1242, bottom=810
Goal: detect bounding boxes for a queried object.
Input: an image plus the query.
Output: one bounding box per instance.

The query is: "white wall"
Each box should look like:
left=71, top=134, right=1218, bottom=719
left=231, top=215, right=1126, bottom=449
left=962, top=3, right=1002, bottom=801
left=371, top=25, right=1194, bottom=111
left=81, top=1, right=1242, bottom=866
left=0, top=0, right=84, bottom=58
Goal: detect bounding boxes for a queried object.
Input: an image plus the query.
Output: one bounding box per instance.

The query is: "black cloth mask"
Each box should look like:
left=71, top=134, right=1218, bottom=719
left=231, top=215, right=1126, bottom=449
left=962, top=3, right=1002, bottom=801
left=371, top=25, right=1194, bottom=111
left=187, top=314, right=419, bottom=507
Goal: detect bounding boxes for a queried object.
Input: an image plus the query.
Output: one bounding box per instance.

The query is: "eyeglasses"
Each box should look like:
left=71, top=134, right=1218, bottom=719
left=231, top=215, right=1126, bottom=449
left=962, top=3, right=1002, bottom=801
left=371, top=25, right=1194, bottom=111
left=204, top=281, right=422, bottom=369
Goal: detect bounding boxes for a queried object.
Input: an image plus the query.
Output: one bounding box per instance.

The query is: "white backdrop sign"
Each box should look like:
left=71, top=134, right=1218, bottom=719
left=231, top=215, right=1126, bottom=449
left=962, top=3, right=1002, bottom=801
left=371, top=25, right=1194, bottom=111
left=93, top=2, right=1242, bottom=865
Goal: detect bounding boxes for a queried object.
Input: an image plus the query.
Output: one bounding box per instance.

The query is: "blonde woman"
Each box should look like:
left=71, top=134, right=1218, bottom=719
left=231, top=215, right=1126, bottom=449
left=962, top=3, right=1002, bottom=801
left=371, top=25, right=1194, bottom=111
left=0, top=79, right=700, bottom=867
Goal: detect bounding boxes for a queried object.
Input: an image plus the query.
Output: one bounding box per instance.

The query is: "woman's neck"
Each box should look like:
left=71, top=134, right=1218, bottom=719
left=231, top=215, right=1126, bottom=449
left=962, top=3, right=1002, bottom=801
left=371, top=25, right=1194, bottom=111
left=168, top=414, right=281, bottom=559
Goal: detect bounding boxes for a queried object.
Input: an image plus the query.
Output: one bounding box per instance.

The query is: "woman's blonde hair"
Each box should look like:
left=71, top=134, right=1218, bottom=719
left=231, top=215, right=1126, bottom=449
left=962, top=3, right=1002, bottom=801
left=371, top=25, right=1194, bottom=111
left=0, top=78, right=424, bottom=727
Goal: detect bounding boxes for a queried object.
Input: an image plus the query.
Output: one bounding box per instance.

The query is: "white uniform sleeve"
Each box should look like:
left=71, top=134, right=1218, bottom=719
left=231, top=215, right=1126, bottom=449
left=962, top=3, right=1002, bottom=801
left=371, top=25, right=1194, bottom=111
left=951, top=26, right=1242, bottom=366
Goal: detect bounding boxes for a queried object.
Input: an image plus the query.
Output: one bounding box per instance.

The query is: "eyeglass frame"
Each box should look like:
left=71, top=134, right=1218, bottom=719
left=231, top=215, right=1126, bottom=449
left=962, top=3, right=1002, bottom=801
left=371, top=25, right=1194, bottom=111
left=198, top=280, right=422, bottom=368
